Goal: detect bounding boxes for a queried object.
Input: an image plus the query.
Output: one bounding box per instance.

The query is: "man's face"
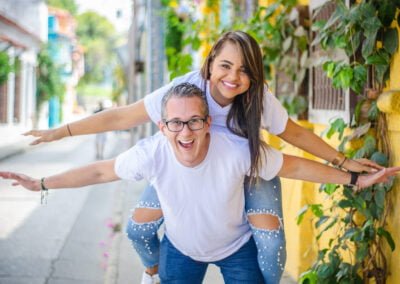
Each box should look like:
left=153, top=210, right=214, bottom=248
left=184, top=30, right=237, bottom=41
left=159, top=96, right=211, bottom=167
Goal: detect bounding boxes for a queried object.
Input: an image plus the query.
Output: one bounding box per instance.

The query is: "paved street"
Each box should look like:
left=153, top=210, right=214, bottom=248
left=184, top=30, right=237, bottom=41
left=0, top=132, right=295, bottom=284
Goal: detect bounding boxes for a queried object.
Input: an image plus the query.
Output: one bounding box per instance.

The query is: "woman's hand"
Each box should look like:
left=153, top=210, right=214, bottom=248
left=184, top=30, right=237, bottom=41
left=0, top=172, right=40, bottom=191
left=357, top=167, right=400, bottom=190
left=343, top=158, right=383, bottom=173
left=23, top=127, right=67, bottom=145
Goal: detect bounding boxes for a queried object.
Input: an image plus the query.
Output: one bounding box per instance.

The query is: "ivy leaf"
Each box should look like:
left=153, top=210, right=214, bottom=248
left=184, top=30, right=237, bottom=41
left=378, top=1, right=397, bottom=27
left=366, top=51, right=390, bottom=65
left=361, top=16, right=381, bottom=59
left=317, top=219, right=337, bottom=240
left=351, top=65, right=367, bottom=94
left=339, top=67, right=353, bottom=88
left=342, top=227, right=358, bottom=240
left=374, top=188, right=386, bottom=209
left=323, top=183, right=338, bottom=195
left=326, top=118, right=346, bottom=140
left=297, top=205, right=309, bottom=225
left=282, top=37, right=293, bottom=53
left=338, top=199, right=353, bottom=209
left=377, top=227, right=395, bottom=251
left=311, top=204, right=324, bottom=218
left=299, top=270, right=318, bottom=284
left=347, top=122, right=371, bottom=140
left=315, top=216, right=330, bottom=228
left=356, top=243, right=369, bottom=262
left=375, top=64, right=390, bottom=86
left=383, top=28, right=399, bottom=55
left=367, top=100, right=379, bottom=121
left=370, top=152, right=389, bottom=167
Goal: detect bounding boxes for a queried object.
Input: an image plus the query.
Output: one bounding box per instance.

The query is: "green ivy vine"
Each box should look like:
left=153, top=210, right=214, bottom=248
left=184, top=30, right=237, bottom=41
left=299, top=1, right=399, bottom=283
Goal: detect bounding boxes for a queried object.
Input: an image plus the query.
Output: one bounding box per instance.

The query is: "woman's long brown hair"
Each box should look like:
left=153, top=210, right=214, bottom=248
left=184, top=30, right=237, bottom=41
left=201, top=31, right=267, bottom=182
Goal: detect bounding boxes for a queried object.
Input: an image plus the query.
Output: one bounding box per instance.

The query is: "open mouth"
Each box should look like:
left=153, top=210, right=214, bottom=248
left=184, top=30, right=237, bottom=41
left=178, top=139, right=194, bottom=149
left=222, top=80, right=238, bottom=89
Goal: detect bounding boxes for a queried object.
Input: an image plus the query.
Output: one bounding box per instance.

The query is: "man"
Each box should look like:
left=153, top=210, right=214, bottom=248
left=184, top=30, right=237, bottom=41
left=1, top=83, right=399, bottom=283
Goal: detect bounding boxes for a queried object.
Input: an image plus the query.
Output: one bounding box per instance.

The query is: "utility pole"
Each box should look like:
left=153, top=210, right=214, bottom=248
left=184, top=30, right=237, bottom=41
left=128, top=0, right=137, bottom=145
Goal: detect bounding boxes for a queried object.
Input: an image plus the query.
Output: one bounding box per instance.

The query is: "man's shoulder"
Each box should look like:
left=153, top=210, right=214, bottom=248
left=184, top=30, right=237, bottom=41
left=135, top=132, right=166, bottom=151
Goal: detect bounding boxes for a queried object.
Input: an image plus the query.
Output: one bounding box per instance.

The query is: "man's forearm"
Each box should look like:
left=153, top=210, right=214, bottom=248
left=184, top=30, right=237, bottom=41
left=43, top=160, right=119, bottom=189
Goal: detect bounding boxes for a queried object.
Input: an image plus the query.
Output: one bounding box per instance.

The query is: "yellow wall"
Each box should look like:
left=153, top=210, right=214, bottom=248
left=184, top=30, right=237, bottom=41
left=377, top=23, right=400, bottom=282
left=274, top=17, right=400, bottom=284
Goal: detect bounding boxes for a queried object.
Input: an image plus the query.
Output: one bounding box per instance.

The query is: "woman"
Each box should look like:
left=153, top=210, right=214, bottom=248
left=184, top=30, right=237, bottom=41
left=26, top=31, right=379, bottom=284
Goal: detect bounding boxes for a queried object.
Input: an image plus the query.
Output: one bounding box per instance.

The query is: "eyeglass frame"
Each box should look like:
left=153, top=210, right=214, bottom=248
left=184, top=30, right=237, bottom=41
left=162, top=116, right=209, bottom=132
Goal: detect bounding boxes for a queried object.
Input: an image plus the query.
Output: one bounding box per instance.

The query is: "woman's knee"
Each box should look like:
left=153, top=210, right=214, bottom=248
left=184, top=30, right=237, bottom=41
left=247, top=213, right=281, bottom=231
left=126, top=208, right=163, bottom=241
left=133, top=207, right=163, bottom=223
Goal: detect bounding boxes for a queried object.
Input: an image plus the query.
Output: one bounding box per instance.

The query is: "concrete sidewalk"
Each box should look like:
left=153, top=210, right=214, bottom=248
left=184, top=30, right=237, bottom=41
left=0, top=130, right=296, bottom=284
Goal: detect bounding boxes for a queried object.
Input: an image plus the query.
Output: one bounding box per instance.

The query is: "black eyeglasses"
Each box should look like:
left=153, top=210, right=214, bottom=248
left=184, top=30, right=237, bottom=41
left=163, top=117, right=208, bottom=132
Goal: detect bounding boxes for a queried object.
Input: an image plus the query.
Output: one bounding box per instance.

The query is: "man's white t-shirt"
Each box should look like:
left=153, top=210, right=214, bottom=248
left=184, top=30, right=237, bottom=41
left=114, top=131, right=283, bottom=262
left=143, top=70, right=289, bottom=134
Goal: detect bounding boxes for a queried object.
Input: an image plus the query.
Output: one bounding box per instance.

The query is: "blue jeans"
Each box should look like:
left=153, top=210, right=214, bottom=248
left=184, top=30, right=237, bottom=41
left=159, top=235, right=263, bottom=283
left=126, top=177, right=286, bottom=284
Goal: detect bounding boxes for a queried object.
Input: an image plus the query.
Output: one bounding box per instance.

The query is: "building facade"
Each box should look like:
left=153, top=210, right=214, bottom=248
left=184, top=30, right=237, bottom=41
left=0, top=0, right=47, bottom=158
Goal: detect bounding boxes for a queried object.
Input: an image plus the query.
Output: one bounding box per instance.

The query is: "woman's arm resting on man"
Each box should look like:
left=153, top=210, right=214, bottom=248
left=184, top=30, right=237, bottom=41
left=278, top=119, right=382, bottom=173
left=0, top=159, right=119, bottom=191
left=24, top=100, right=150, bottom=145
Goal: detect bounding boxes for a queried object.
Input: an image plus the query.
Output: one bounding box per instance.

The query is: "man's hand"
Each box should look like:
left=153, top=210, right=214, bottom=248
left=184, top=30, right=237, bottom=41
left=23, top=128, right=64, bottom=145
left=357, top=166, right=400, bottom=190
left=0, top=172, right=40, bottom=191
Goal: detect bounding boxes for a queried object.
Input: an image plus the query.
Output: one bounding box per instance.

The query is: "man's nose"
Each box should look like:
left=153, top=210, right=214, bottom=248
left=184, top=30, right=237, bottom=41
left=180, top=123, right=193, bottom=134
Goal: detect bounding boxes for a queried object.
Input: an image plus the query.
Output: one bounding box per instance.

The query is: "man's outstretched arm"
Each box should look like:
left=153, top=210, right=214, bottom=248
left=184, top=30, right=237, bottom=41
left=278, top=154, right=400, bottom=189
left=0, top=159, right=119, bottom=191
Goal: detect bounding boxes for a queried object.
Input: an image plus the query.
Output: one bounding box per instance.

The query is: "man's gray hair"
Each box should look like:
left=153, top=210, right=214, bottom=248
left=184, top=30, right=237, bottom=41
left=161, top=83, right=209, bottom=119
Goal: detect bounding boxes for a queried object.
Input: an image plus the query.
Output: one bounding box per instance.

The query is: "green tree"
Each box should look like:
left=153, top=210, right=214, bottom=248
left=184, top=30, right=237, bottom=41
left=46, top=0, right=78, bottom=16
left=36, top=46, right=65, bottom=112
left=76, top=11, right=116, bottom=85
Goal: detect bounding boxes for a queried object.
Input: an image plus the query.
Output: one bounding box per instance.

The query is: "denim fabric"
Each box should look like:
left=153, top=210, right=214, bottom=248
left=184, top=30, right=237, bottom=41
left=126, top=177, right=286, bottom=283
left=126, top=217, right=163, bottom=268
left=245, top=176, right=287, bottom=284
left=159, top=236, right=263, bottom=284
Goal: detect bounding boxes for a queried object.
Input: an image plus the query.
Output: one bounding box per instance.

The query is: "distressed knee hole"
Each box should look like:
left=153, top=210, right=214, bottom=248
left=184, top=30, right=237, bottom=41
left=248, top=213, right=281, bottom=231
left=132, top=208, right=163, bottom=223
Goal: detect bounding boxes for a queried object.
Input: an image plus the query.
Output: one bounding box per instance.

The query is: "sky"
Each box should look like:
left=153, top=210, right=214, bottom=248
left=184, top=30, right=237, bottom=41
left=75, top=0, right=132, bottom=33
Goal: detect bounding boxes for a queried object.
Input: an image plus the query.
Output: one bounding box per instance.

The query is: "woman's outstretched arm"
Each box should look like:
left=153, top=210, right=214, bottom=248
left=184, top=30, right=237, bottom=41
left=24, top=99, right=150, bottom=145
left=278, top=119, right=382, bottom=173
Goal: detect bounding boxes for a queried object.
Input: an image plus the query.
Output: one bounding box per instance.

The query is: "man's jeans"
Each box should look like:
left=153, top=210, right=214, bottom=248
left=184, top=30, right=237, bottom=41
left=158, top=236, right=264, bottom=284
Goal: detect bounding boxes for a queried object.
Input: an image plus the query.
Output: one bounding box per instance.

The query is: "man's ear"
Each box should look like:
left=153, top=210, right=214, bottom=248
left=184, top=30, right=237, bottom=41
left=206, top=115, right=212, bottom=126
left=158, top=121, right=166, bottom=135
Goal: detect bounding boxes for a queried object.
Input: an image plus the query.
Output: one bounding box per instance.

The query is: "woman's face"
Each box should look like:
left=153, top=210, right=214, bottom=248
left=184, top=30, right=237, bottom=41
left=209, top=41, right=251, bottom=107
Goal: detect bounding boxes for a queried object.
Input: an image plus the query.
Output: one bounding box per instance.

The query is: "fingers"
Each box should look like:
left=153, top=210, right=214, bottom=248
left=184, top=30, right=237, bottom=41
left=355, top=158, right=384, bottom=171
left=22, top=130, right=47, bottom=145
left=22, top=130, right=41, bottom=137
left=30, top=138, right=43, bottom=146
